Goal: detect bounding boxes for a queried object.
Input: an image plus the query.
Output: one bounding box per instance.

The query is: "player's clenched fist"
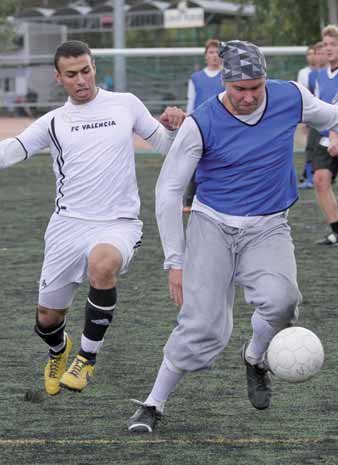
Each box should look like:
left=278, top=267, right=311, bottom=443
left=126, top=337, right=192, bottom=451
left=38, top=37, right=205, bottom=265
left=159, top=106, right=186, bottom=130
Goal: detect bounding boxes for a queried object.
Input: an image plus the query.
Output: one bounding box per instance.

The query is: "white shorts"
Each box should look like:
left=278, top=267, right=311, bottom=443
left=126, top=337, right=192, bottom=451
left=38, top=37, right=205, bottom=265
left=38, top=213, right=143, bottom=309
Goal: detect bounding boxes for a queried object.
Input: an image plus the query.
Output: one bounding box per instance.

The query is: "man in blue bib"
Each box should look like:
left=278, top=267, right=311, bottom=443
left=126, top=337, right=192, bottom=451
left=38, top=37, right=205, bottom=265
left=127, top=40, right=338, bottom=433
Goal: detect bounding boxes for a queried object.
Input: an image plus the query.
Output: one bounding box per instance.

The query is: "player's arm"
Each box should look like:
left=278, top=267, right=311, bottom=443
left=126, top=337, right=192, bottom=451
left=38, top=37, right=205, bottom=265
left=0, top=115, right=50, bottom=170
left=186, top=79, right=196, bottom=113
left=0, top=138, right=28, bottom=170
left=328, top=93, right=338, bottom=157
left=329, top=131, right=338, bottom=157
left=155, top=117, right=202, bottom=305
left=146, top=105, right=186, bottom=155
left=295, top=82, right=338, bottom=134
left=130, top=93, right=185, bottom=155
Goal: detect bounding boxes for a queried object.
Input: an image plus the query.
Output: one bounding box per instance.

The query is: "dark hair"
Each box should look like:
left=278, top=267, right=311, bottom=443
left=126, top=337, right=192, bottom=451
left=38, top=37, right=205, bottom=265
left=54, top=40, right=93, bottom=71
left=314, top=41, right=324, bottom=50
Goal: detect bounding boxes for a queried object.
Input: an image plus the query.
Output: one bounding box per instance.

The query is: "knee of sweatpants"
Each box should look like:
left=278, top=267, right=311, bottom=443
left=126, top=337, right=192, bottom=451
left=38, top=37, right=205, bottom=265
left=260, top=276, right=302, bottom=326
left=164, top=325, right=230, bottom=372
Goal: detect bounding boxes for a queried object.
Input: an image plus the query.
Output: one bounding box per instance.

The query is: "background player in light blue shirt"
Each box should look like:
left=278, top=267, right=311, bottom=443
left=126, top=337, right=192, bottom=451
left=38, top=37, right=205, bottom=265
left=312, top=25, right=338, bottom=245
left=298, top=41, right=327, bottom=189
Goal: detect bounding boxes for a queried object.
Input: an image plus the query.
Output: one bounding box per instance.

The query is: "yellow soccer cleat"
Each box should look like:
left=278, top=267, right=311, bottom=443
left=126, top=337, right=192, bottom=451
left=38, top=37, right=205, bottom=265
left=44, top=334, right=72, bottom=396
left=60, top=355, right=95, bottom=392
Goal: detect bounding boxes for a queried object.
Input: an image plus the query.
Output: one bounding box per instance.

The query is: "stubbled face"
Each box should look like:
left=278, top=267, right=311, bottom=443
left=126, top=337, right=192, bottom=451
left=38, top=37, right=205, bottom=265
left=55, top=53, right=97, bottom=104
left=205, top=45, right=222, bottom=70
left=224, top=77, right=266, bottom=115
left=306, top=48, right=316, bottom=67
left=323, top=35, right=338, bottom=68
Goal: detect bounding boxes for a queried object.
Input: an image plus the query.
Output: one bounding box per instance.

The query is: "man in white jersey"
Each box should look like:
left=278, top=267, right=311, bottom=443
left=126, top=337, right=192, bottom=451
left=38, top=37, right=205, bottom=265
left=127, top=40, right=338, bottom=433
left=0, top=40, right=185, bottom=396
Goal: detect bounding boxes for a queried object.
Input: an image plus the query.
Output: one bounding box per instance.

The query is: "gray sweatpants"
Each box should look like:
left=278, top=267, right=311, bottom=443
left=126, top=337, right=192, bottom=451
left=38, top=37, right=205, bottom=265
left=164, top=211, right=302, bottom=372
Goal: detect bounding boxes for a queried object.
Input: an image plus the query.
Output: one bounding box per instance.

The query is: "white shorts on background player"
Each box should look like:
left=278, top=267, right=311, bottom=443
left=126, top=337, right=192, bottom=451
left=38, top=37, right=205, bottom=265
left=38, top=214, right=142, bottom=309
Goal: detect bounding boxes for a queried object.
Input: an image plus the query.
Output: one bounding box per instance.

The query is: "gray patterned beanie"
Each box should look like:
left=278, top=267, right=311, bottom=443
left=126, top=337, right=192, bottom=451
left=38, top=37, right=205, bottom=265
left=219, top=40, right=267, bottom=82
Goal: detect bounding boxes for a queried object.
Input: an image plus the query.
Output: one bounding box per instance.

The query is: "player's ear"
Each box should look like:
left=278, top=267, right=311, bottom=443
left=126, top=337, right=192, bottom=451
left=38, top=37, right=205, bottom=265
left=92, top=59, right=96, bottom=75
left=54, top=70, right=61, bottom=84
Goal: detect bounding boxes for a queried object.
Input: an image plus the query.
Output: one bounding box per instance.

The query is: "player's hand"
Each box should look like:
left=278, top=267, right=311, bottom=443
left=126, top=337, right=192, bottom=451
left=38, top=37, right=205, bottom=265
left=168, top=268, right=183, bottom=306
left=328, top=131, right=338, bottom=157
left=159, top=106, right=186, bottom=130
left=328, top=142, right=338, bottom=157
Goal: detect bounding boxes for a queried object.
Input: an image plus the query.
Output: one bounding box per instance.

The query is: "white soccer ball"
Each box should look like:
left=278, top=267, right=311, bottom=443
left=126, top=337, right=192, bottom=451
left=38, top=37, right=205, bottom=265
left=267, top=326, right=324, bottom=383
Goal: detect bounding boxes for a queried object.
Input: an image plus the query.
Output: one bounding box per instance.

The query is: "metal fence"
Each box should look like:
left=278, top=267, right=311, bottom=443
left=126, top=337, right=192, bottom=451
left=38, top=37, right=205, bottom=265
left=0, top=46, right=307, bottom=116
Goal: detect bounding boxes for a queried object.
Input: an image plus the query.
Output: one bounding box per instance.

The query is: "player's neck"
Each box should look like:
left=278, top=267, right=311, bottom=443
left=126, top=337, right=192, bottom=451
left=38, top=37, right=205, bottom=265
left=70, top=86, right=99, bottom=105
left=329, top=60, right=338, bottom=72
left=207, top=64, right=221, bottom=72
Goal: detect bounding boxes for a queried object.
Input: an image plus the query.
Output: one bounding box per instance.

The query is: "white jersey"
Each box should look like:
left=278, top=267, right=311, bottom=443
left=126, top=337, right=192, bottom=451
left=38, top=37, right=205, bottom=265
left=15, top=89, right=163, bottom=221
left=297, top=66, right=312, bottom=89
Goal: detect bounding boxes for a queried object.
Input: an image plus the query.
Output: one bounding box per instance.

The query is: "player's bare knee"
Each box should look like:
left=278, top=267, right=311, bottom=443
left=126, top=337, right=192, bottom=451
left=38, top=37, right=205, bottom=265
left=36, top=306, right=67, bottom=329
left=88, top=246, right=122, bottom=288
left=89, top=261, right=119, bottom=288
left=313, top=171, right=331, bottom=191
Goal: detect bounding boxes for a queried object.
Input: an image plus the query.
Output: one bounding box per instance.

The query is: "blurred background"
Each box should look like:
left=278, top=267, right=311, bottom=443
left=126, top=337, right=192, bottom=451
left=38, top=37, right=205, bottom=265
left=0, top=0, right=336, bottom=115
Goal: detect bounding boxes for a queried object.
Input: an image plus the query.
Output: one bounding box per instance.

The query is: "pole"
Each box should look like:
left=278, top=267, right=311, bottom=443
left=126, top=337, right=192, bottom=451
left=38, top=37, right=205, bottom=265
left=113, top=0, right=126, bottom=92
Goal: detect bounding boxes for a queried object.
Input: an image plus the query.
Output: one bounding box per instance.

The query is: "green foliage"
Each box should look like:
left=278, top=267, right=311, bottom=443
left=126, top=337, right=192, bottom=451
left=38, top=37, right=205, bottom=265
left=0, top=0, right=17, bottom=18
left=251, top=0, right=327, bottom=45
left=0, top=0, right=330, bottom=48
left=0, top=19, right=16, bottom=52
left=0, top=0, right=71, bottom=18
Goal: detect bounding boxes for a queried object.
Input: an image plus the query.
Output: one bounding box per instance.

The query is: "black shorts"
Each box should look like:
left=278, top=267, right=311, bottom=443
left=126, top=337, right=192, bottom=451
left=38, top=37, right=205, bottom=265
left=312, top=144, right=338, bottom=176
left=304, top=128, right=321, bottom=163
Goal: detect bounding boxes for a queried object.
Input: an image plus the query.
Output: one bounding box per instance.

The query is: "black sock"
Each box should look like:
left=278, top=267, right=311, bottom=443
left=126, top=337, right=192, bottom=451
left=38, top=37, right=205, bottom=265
left=34, top=316, right=66, bottom=355
left=80, top=287, right=117, bottom=361
left=330, top=221, right=338, bottom=234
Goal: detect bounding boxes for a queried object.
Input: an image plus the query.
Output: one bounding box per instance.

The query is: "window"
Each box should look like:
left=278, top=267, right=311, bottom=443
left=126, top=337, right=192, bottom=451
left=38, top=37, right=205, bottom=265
left=0, top=77, right=15, bottom=93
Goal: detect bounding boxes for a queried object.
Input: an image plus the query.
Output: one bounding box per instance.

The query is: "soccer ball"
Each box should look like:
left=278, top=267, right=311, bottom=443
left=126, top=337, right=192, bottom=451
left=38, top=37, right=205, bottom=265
left=267, top=326, right=324, bottom=383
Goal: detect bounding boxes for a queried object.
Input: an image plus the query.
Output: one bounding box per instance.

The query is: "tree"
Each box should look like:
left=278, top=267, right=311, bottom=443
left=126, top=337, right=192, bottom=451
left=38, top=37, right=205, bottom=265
left=250, top=0, right=328, bottom=45
left=0, top=0, right=18, bottom=18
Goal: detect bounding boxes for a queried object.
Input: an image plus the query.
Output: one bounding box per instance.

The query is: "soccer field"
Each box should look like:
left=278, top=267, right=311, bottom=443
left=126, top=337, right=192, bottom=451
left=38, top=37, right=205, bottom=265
left=1, top=153, right=338, bottom=465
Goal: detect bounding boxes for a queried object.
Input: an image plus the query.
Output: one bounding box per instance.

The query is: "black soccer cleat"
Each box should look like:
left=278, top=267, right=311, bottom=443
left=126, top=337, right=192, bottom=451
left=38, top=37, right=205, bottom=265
left=316, top=232, right=338, bottom=245
left=241, top=344, right=272, bottom=410
left=127, top=400, right=162, bottom=433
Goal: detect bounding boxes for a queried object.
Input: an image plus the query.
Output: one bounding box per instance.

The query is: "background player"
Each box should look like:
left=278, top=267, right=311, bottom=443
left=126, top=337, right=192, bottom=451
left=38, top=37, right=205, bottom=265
left=184, top=39, right=224, bottom=213
left=297, top=44, right=317, bottom=89
left=298, top=41, right=328, bottom=189
left=312, top=25, right=338, bottom=244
